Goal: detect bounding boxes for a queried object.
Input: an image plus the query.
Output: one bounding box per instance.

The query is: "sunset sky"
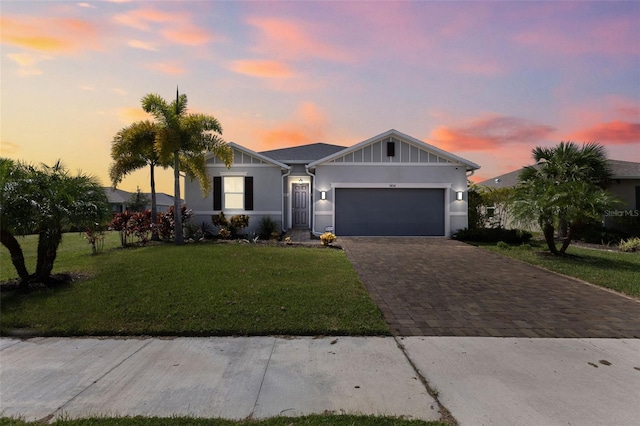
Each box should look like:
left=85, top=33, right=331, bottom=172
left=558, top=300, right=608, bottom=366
left=2, top=0, right=639, bottom=195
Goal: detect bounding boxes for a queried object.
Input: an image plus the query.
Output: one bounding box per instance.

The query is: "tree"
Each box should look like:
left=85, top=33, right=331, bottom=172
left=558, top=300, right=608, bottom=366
left=0, top=159, right=111, bottom=289
left=127, top=188, right=151, bottom=212
left=109, top=120, right=163, bottom=240
left=141, top=89, right=233, bottom=244
left=511, top=142, right=618, bottom=255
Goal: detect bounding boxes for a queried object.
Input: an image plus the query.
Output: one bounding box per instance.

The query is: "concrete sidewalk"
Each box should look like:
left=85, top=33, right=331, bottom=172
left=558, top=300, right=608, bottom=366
left=2, top=337, right=639, bottom=425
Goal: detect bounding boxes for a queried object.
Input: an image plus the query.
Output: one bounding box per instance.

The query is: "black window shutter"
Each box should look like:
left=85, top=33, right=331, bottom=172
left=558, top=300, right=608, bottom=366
left=244, top=176, right=254, bottom=211
left=387, top=141, right=395, bottom=157
left=213, top=176, right=222, bottom=210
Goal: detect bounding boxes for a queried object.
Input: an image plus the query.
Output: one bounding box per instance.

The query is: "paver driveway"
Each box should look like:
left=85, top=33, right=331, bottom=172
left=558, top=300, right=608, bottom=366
left=341, top=237, right=640, bottom=338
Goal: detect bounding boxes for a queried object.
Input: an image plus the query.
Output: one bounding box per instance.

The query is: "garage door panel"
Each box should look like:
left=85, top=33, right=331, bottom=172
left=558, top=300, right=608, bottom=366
left=335, top=188, right=444, bottom=236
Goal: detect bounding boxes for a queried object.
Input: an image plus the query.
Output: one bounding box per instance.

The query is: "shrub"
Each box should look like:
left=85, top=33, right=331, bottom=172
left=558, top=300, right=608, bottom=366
left=577, top=224, right=628, bottom=245
left=229, top=214, right=250, bottom=238
left=185, top=221, right=215, bottom=242
left=157, top=206, right=193, bottom=242
left=619, top=237, right=640, bottom=253
left=453, top=227, right=532, bottom=244
left=258, top=216, right=279, bottom=240
left=110, top=210, right=151, bottom=246
left=320, top=232, right=337, bottom=246
left=212, top=212, right=228, bottom=228
left=219, top=227, right=231, bottom=239
left=496, top=241, right=510, bottom=249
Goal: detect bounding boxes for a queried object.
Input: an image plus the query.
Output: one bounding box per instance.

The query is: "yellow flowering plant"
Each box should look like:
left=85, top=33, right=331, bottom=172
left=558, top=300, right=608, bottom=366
left=320, top=232, right=336, bottom=246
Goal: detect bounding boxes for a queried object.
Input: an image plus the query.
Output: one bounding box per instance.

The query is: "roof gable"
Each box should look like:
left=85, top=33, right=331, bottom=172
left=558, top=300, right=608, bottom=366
left=207, top=142, right=290, bottom=169
left=308, top=129, right=480, bottom=170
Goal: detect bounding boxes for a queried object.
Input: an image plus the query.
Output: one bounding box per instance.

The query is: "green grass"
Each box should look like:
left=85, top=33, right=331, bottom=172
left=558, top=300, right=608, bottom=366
left=0, top=233, right=389, bottom=336
left=0, top=416, right=445, bottom=426
left=477, top=240, right=640, bottom=298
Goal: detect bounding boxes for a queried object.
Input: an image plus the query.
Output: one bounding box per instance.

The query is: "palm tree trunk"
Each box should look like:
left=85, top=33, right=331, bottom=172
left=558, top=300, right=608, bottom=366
left=0, top=227, right=30, bottom=282
left=559, top=224, right=576, bottom=254
left=542, top=223, right=559, bottom=255
left=150, top=164, right=159, bottom=241
left=34, top=229, right=62, bottom=282
left=173, top=152, right=184, bottom=245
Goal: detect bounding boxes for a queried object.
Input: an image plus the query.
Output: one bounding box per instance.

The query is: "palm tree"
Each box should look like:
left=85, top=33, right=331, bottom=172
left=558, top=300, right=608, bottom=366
left=109, top=120, right=163, bottom=240
left=0, top=158, right=31, bottom=281
left=0, top=159, right=111, bottom=288
left=511, top=141, right=618, bottom=255
left=141, top=89, right=233, bottom=244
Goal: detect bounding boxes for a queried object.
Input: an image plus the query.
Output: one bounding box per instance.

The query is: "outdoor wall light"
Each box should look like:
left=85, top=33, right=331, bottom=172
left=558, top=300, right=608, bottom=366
left=321, top=191, right=326, bottom=200
left=456, top=191, right=464, bottom=201
left=298, top=178, right=303, bottom=184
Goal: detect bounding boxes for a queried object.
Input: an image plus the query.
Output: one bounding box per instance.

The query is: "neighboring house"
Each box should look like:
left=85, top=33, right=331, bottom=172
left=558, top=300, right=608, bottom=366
left=185, top=129, right=480, bottom=237
left=104, top=188, right=180, bottom=214
left=478, top=159, right=640, bottom=228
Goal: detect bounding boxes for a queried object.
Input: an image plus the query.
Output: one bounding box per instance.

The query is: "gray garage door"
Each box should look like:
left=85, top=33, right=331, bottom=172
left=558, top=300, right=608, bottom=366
left=335, top=188, right=445, bottom=236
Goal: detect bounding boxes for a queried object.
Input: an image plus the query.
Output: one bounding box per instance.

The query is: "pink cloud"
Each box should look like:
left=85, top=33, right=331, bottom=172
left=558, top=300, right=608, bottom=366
left=247, top=17, right=351, bottom=62
left=114, top=8, right=215, bottom=46
left=430, top=115, right=556, bottom=152
left=162, top=27, right=212, bottom=46
left=570, top=121, right=640, bottom=145
left=1, top=15, right=99, bottom=53
left=231, top=60, right=293, bottom=78
left=147, top=62, right=186, bottom=75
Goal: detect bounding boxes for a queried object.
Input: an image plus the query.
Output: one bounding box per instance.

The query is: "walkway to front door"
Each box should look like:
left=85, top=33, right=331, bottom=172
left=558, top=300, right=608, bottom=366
left=292, top=183, right=309, bottom=229
left=341, top=237, right=640, bottom=338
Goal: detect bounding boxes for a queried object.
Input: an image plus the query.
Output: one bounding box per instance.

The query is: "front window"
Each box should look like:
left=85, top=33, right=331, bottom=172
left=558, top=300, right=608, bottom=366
left=224, top=176, right=244, bottom=209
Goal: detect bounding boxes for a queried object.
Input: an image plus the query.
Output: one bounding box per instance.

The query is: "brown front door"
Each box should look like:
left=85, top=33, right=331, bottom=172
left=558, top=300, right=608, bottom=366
left=292, top=183, right=309, bottom=228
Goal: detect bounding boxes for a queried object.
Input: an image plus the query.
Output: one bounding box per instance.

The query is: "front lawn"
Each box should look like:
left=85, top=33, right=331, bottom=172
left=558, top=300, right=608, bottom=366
left=0, top=233, right=389, bottom=336
left=477, top=241, right=640, bottom=298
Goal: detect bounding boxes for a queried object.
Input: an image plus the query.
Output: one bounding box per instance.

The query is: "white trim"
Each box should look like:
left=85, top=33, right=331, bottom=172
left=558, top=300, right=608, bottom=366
left=330, top=182, right=452, bottom=189
left=194, top=210, right=282, bottom=216
left=208, top=142, right=290, bottom=170
left=207, top=164, right=277, bottom=169
left=218, top=171, right=248, bottom=176
left=314, top=211, right=332, bottom=216
left=450, top=212, right=468, bottom=216
left=319, top=162, right=462, bottom=167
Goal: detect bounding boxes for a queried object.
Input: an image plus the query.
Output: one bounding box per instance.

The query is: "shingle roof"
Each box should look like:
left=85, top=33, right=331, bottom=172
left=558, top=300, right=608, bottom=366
left=609, top=159, right=640, bottom=178
left=478, top=159, right=640, bottom=188
left=104, top=188, right=130, bottom=204
left=260, top=143, right=347, bottom=163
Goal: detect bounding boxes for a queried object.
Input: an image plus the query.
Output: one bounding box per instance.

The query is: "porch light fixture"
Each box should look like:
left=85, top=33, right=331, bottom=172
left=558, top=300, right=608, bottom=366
left=456, top=191, right=464, bottom=201
left=321, top=191, right=326, bottom=200
left=298, top=178, right=303, bottom=184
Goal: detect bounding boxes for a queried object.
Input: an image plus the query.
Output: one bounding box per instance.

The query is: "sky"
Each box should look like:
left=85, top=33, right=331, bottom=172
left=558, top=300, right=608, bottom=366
left=1, top=0, right=639, bottom=195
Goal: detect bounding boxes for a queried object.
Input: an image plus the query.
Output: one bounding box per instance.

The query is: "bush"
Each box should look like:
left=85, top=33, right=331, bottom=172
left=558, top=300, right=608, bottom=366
left=453, top=227, right=532, bottom=244
left=212, top=212, right=228, bottom=228
left=156, top=206, right=193, bottom=242
left=229, top=214, right=250, bottom=238
left=185, top=221, right=215, bottom=242
left=496, top=241, right=510, bottom=249
left=619, top=237, right=640, bottom=253
left=258, top=216, right=279, bottom=240
left=320, top=232, right=337, bottom=246
left=577, top=224, right=628, bottom=245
